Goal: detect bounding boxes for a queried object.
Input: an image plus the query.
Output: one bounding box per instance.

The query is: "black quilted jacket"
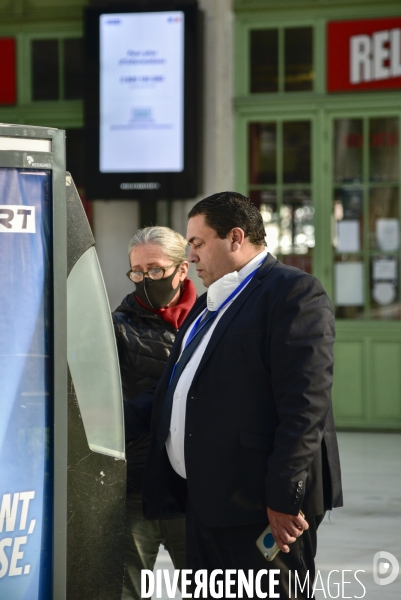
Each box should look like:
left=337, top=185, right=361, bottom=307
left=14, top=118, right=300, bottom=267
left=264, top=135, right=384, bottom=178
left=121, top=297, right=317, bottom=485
left=113, top=292, right=177, bottom=493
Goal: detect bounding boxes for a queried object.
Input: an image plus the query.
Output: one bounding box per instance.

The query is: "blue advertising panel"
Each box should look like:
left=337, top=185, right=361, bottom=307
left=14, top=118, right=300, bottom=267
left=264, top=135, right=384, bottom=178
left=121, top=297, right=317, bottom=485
left=0, top=168, right=52, bottom=598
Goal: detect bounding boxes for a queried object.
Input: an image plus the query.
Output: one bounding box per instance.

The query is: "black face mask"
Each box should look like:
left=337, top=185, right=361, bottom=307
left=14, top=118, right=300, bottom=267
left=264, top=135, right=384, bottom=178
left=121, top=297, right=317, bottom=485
left=135, top=266, right=181, bottom=310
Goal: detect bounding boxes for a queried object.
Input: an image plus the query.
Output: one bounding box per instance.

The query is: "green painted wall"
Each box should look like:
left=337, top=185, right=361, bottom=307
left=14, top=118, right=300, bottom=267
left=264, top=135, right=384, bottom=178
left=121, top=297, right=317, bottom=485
left=0, top=0, right=86, bottom=129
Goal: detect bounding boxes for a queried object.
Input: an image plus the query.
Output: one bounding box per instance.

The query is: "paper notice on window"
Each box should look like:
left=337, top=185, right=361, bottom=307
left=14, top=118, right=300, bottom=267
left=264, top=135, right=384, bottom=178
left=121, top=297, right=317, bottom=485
left=376, top=219, right=399, bottom=252
left=337, top=220, right=360, bottom=252
left=372, top=283, right=396, bottom=306
left=372, top=257, right=398, bottom=282
left=335, top=262, right=364, bottom=306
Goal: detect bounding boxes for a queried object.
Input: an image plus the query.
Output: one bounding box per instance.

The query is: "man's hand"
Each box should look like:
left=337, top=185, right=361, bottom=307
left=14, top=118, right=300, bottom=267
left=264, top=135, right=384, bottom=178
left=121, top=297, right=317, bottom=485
left=267, top=507, right=309, bottom=553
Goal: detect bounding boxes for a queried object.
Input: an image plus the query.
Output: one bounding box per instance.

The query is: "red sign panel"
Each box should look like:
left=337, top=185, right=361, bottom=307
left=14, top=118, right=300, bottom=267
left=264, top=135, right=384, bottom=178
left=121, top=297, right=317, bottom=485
left=327, top=18, right=401, bottom=92
left=0, top=38, right=16, bottom=104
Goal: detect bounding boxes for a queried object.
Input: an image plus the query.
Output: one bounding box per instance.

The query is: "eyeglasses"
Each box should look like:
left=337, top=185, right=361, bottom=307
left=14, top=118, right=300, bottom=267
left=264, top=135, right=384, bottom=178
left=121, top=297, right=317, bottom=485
left=126, top=263, right=179, bottom=283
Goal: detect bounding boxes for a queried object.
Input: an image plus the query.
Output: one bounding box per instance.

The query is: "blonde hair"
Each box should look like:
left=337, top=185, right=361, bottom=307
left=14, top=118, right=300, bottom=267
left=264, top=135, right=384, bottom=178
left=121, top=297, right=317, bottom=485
left=128, top=226, right=187, bottom=264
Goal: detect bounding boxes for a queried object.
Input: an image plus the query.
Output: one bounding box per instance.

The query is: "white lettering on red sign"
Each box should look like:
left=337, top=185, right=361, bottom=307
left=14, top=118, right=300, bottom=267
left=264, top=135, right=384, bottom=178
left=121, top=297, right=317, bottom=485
left=350, top=28, right=401, bottom=84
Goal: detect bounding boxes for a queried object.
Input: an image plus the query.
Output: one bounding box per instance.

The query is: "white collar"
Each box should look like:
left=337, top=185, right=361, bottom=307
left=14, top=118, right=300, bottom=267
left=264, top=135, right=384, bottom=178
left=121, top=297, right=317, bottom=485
left=206, top=249, right=268, bottom=311
left=237, top=249, right=268, bottom=281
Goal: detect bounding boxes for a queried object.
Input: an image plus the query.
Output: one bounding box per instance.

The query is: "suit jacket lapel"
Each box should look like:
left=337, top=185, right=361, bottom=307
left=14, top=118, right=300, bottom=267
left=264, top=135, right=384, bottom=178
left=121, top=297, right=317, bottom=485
left=156, top=254, right=276, bottom=398
left=170, top=295, right=207, bottom=359
left=157, top=295, right=207, bottom=394
left=192, top=253, right=277, bottom=381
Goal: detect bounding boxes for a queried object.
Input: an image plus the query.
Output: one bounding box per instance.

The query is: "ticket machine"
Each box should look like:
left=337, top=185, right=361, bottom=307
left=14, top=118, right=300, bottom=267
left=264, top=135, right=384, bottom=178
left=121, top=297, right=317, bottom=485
left=0, top=124, right=126, bottom=600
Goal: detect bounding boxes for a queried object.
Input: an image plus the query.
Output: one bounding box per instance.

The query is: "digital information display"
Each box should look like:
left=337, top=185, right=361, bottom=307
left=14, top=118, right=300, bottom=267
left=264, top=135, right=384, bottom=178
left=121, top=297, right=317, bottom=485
left=99, top=11, right=184, bottom=174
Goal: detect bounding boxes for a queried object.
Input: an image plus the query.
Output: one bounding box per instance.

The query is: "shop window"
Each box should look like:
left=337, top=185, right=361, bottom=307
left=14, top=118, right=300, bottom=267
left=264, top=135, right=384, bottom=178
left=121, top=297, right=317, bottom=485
left=248, top=120, right=314, bottom=272
left=31, top=38, right=84, bottom=101
left=32, top=40, right=59, bottom=101
left=250, top=30, right=278, bottom=93
left=248, top=123, right=277, bottom=183
left=250, top=27, right=314, bottom=93
left=333, top=119, right=363, bottom=183
left=284, top=27, right=313, bottom=92
left=283, top=121, right=311, bottom=183
left=333, top=117, right=400, bottom=320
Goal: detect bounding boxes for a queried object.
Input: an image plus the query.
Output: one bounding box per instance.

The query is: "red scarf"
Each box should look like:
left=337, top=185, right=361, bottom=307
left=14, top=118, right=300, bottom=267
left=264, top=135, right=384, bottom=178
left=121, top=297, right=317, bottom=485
left=135, top=279, right=197, bottom=330
left=157, top=279, right=197, bottom=329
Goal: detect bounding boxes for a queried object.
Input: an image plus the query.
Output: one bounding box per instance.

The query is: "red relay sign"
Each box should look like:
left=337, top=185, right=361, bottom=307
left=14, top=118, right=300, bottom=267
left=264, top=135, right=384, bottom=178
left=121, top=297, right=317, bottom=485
left=327, top=17, right=401, bottom=92
left=0, top=38, right=16, bottom=104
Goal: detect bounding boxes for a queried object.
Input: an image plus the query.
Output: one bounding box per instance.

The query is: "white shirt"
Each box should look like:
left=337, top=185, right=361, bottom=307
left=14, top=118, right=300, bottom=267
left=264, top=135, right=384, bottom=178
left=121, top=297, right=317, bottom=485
left=166, top=249, right=268, bottom=478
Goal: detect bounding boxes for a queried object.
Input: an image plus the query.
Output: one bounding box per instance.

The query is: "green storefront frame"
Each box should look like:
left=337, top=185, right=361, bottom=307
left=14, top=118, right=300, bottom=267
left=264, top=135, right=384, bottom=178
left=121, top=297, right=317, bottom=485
left=0, top=19, right=84, bottom=130
left=234, top=1, right=401, bottom=430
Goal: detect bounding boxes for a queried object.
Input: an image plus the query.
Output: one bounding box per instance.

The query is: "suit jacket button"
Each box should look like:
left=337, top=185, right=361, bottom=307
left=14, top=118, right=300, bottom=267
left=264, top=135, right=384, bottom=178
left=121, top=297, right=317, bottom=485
left=298, top=481, right=303, bottom=487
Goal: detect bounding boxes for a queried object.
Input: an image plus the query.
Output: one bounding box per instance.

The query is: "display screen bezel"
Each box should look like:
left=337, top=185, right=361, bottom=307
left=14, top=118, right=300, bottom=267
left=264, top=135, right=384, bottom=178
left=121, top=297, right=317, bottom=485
left=84, top=1, right=200, bottom=200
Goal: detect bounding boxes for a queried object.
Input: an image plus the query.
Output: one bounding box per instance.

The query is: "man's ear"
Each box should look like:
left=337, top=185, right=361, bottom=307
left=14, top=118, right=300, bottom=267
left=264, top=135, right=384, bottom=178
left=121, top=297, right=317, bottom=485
left=230, top=227, right=245, bottom=251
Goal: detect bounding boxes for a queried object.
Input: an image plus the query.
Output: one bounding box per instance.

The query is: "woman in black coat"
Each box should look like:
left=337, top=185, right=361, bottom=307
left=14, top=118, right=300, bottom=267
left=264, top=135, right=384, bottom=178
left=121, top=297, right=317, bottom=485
left=113, top=226, right=197, bottom=600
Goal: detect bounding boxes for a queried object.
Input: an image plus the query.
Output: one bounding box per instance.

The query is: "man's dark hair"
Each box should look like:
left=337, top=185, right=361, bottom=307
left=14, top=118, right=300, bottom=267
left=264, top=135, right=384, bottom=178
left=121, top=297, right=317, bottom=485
left=188, top=192, right=266, bottom=247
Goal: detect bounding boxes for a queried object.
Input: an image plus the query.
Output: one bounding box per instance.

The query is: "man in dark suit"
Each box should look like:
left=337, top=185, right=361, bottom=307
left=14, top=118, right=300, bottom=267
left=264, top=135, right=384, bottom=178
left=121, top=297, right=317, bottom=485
left=128, top=192, right=342, bottom=598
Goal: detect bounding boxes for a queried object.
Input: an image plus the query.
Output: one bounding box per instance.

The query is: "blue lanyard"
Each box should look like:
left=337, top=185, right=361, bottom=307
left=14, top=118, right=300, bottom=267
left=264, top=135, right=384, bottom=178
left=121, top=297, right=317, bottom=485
left=184, top=261, right=263, bottom=350
left=168, top=261, right=263, bottom=386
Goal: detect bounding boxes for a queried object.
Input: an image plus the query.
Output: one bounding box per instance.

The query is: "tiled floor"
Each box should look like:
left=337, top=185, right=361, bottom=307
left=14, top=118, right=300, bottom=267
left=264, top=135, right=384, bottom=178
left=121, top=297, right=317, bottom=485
left=315, top=432, right=401, bottom=599
left=152, top=432, right=401, bottom=599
